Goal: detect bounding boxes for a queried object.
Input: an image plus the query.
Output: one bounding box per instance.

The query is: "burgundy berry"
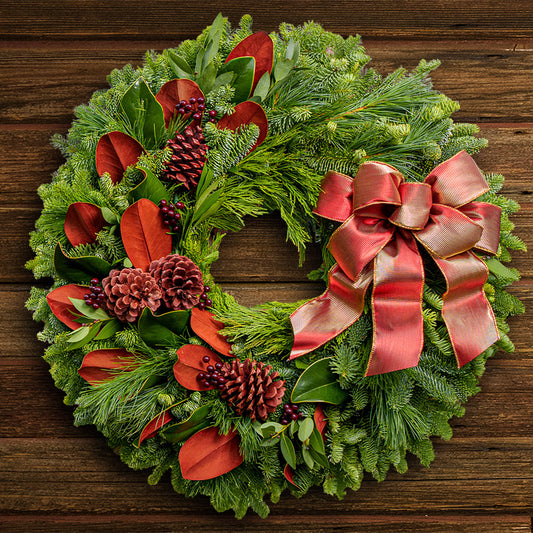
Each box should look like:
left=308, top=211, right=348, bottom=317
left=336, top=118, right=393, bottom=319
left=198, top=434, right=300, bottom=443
left=198, top=301, right=206, bottom=309
left=171, top=225, right=179, bottom=232
left=217, top=383, right=225, bottom=390
left=192, top=113, right=201, bottom=120
left=198, top=104, right=205, bottom=111
left=175, top=202, right=185, bottom=209
left=215, top=362, right=222, bottom=370
left=285, top=408, right=293, bottom=416
left=218, top=376, right=225, bottom=384
left=291, top=413, right=298, bottom=421
left=178, top=108, right=186, bottom=115
left=211, top=378, right=218, bottom=385
left=84, top=299, right=92, bottom=306
left=202, top=356, right=210, bottom=363
left=173, top=212, right=181, bottom=220
left=197, top=97, right=205, bottom=104
left=292, top=404, right=299, bottom=411
left=84, top=294, right=90, bottom=300
left=205, top=298, right=212, bottom=306
left=203, top=381, right=211, bottom=388
left=280, top=418, right=289, bottom=425
left=200, top=293, right=208, bottom=300
left=91, top=278, right=99, bottom=286
left=208, top=110, right=217, bottom=117
left=204, top=285, right=211, bottom=292
left=189, top=97, right=197, bottom=104
left=207, top=365, right=214, bottom=372
left=208, top=118, right=216, bottom=123
left=184, top=104, right=192, bottom=112
left=198, top=372, right=205, bottom=380
left=179, top=100, right=187, bottom=107
left=92, top=303, right=100, bottom=309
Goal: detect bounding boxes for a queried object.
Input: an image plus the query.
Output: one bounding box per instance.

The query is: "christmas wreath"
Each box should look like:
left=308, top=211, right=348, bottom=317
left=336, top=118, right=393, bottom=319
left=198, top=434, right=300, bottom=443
left=27, top=14, right=525, bottom=518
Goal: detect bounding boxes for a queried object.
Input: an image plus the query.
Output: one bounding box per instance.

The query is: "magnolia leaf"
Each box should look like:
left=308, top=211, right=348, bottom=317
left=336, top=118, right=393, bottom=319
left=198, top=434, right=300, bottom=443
left=280, top=433, right=296, bottom=469
left=298, top=417, right=314, bottom=442
left=291, top=357, right=348, bottom=404
left=64, top=202, right=107, bottom=247
left=120, top=78, right=165, bottom=149
left=128, top=167, right=170, bottom=205
left=78, top=348, right=136, bottom=385
left=190, top=308, right=233, bottom=356
left=138, top=307, right=190, bottom=347
left=173, top=344, right=222, bottom=391
left=69, top=298, right=110, bottom=321
left=138, top=408, right=175, bottom=446
left=161, top=405, right=211, bottom=443
left=314, top=404, right=328, bottom=439
left=53, top=243, right=112, bottom=284
left=95, top=131, right=144, bottom=184
left=120, top=198, right=172, bottom=270
left=309, top=426, right=326, bottom=456
left=284, top=464, right=302, bottom=490
left=217, top=57, right=255, bottom=103
left=217, top=101, right=268, bottom=151
left=211, top=71, right=235, bottom=92
left=179, top=426, right=243, bottom=480
left=46, top=284, right=90, bottom=330
left=155, top=79, right=204, bottom=126
left=225, top=31, right=274, bottom=91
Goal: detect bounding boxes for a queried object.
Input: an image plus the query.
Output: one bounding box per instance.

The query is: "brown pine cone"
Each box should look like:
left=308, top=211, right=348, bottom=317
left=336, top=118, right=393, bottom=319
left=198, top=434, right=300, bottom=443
left=161, top=125, right=207, bottom=190
left=101, top=268, right=162, bottom=323
left=148, top=254, right=204, bottom=310
left=219, top=359, right=286, bottom=422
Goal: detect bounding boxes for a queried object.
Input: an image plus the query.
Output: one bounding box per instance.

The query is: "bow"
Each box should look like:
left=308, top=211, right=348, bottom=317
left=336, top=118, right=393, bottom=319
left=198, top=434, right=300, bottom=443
left=290, top=151, right=501, bottom=376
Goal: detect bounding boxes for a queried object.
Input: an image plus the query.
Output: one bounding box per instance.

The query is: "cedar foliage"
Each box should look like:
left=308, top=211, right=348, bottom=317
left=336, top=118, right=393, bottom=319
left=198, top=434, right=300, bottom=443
left=26, top=15, right=525, bottom=518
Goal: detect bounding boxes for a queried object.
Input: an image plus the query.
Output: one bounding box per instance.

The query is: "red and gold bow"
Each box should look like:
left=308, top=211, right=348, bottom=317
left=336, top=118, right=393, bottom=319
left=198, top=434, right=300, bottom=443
left=290, top=150, right=501, bottom=376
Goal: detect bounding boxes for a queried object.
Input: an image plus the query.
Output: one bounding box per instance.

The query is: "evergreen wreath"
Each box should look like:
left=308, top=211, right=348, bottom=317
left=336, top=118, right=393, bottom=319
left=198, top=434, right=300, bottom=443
left=26, top=14, right=525, bottom=518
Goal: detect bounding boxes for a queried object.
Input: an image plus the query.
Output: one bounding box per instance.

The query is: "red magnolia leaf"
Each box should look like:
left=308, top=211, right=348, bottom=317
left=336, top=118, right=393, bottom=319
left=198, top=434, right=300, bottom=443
left=179, top=426, right=243, bottom=480
left=78, top=348, right=136, bottom=385
left=217, top=101, right=268, bottom=152
left=173, top=344, right=222, bottom=391
left=96, top=131, right=144, bottom=184
left=46, top=284, right=90, bottom=329
left=138, top=408, right=174, bottom=446
left=190, top=308, right=233, bottom=357
left=314, top=404, right=327, bottom=439
left=64, top=202, right=107, bottom=247
left=226, top=32, right=274, bottom=90
left=156, top=79, right=204, bottom=127
left=120, top=198, right=172, bottom=270
left=284, top=464, right=302, bottom=490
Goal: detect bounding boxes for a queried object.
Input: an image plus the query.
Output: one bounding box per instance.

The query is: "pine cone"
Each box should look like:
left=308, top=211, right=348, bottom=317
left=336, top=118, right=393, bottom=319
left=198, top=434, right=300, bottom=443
left=219, top=359, right=286, bottom=422
left=162, top=125, right=207, bottom=190
left=101, top=268, right=162, bottom=323
left=148, top=254, right=204, bottom=310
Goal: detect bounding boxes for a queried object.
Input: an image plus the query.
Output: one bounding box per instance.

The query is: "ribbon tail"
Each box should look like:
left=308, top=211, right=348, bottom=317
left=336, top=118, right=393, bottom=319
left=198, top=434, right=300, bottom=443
left=290, top=264, right=373, bottom=359
left=365, top=232, right=425, bottom=376
left=432, top=251, right=499, bottom=367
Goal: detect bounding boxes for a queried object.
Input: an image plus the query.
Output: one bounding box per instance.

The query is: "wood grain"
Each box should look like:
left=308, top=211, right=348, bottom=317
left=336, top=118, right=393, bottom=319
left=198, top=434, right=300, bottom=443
left=0, top=1, right=532, bottom=40
left=1, top=2, right=532, bottom=530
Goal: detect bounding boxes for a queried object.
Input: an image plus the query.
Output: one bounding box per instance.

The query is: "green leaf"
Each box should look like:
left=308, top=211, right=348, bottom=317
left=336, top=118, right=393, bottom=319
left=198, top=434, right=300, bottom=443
left=309, top=447, right=329, bottom=469
left=167, top=50, right=194, bottom=78
left=486, top=257, right=519, bottom=282
left=195, top=166, right=214, bottom=200
left=193, top=189, right=223, bottom=225
left=69, top=298, right=110, bottom=321
left=259, top=421, right=284, bottom=438
left=54, top=243, right=112, bottom=284
left=119, top=78, right=165, bottom=149
left=66, top=322, right=101, bottom=350
left=291, top=357, right=348, bottom=404
left=274, top=40, right=300, bottom=82
left=123, top=258, right=133, bottom=268
left=128, top=166, right=170, bottom=204
left=252, top=71, right=270, bottom=101
left=302, top=445, right=314, bottom=469
left=298, top=418, right=314, bottom=442
left=94, top=318, right=121, bottom=340
left=289, top=419, right=298, bottom=437
left=309, top=427, right=325, bottom=455
left=197, top=61, right=218, bottom=95
left=211, top=71, right=235, bottom=92
left=138, top=307, right=190, bottom=347
left=280, top=433, right=296, bottom=469
left=217, top=57, right=255, bottom=103
left=161, top=405, right=211, bottom=443
left=101, top=207, right=120, bottom=225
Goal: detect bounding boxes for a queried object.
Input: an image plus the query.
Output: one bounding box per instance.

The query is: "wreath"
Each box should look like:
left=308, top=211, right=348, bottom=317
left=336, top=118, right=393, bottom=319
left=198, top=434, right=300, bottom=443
left=27, top=14, right=525, bottom=518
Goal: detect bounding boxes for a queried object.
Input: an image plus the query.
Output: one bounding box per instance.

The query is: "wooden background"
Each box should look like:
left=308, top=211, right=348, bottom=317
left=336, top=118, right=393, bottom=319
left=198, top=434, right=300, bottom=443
left=1, top=1, right=531, bottom=531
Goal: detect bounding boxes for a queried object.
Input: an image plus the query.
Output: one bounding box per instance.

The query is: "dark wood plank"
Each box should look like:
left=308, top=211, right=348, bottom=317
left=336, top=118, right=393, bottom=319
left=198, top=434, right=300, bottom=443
left=0, top=1, right=532, bottom=40
left=0, top=437, right=531, bottom=514
left=0, top=515, right=530, bottom=533
left=0, top=41, right=531, bottom=123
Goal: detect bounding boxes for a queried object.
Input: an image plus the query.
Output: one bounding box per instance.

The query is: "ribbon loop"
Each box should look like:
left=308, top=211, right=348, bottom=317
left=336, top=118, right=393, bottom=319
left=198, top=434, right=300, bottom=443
left=290, top=150, right=501, bottom=375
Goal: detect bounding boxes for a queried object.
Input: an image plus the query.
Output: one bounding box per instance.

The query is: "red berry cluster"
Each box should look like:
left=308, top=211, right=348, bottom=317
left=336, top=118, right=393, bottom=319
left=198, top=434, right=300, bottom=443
left=174, top=96, right=217, bottom=123
left=84, top=278, right=105, bottom=309
left=197, top=355, right=226, bottom=389
left=280, top=403, right=303, bottom=425
left=159, top=199, right=184, bottom=232
left=197, top=285, right=212, bottom=310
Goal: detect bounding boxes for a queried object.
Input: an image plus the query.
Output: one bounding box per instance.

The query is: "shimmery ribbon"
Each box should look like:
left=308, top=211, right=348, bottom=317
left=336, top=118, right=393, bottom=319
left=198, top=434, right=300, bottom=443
left=290, top=151, right=501, bottom=376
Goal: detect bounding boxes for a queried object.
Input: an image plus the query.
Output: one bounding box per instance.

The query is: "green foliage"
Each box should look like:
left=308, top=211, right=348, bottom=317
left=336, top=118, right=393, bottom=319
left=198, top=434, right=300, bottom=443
left=25, top=14, right=524, bottom=519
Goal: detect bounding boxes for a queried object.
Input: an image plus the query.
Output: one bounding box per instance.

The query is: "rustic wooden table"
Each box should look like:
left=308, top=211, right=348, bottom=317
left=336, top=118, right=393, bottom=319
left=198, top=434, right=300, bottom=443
left=1, top=2, right=531, bottom=531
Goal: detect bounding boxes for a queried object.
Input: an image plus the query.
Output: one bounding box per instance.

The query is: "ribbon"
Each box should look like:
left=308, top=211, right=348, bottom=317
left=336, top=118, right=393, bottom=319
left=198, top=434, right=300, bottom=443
left=290, top=151, right=501, bottom=376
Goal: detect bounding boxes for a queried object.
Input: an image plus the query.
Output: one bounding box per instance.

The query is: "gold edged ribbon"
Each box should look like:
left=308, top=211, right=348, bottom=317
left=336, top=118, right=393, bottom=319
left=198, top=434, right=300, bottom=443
left=290, top=151, right=501, bottom=376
